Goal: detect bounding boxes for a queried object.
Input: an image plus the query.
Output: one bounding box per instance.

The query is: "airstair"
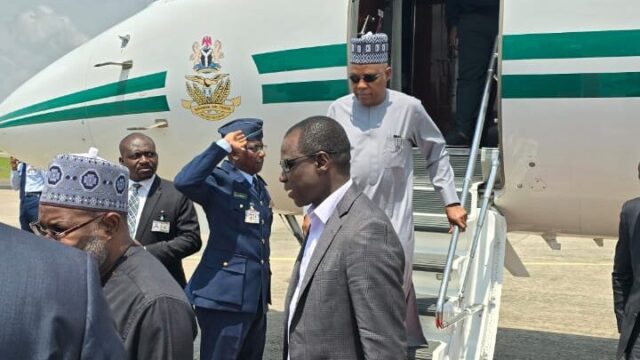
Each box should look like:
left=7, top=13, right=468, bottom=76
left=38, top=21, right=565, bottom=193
left=409, top=39, right=506, bottom=360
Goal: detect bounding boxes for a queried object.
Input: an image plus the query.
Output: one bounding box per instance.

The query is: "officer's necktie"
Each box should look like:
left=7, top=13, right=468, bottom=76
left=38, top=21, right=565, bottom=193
left=127, top=183, right=141, bottom=237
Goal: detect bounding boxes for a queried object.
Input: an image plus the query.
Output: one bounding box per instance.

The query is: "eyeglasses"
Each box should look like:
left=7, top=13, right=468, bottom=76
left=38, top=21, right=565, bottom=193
left=246, top=144, right=267, bottom=153
left=349, top=73, right=382, bottom=84
left=279, top=154, right=317, bottom=174
left=280, top=151, right=341, bottom=174
left=126, top=151, right=157, bottom=160
left=30, top=213, right=106, bottom=241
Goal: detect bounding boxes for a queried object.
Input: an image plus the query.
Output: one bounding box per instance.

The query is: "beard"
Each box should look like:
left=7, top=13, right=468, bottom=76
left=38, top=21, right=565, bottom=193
left=82, top=236, right=108, bottom=267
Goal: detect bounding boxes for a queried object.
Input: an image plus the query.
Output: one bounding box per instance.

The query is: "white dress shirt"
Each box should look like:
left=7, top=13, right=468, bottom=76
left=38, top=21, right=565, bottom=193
left=287, top=179, right=353, bottom=358
left=10, top=163, right=46, bottom=193
left=128, top=175, right=156, bottom=235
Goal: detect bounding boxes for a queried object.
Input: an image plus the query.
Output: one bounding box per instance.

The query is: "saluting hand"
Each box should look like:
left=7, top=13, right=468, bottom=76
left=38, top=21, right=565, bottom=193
left=9, top=156, right=18, bottom=171
left=445, top=204, right=467, bottom=233
left=224, top=130, right=247, bottom=155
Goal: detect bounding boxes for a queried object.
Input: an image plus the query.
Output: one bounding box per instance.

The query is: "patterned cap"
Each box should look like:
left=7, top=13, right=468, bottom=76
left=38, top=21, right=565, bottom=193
left=351, top=32, right=388, bottom=64
left=218, top=118, right=264, bottom=141
left=41, top=152, right=129, bottom=214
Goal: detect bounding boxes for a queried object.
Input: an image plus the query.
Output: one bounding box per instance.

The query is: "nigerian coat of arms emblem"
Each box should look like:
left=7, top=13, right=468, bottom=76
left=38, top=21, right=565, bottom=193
left=182, top=36, right=241, bottom=121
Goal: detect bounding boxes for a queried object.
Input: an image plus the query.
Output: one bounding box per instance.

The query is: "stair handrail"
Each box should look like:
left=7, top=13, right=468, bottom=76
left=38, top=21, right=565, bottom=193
left=435, top=37, right=499, bottom=329
left=440, top=151, right=500, bottom=328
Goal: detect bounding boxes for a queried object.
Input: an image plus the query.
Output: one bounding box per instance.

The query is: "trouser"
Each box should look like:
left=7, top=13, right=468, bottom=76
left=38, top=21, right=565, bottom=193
left=195, top=303, right=266, bottom=360
left=19, top=194, right=40, bottom=232
left=453, top=12, right=499, bottom=139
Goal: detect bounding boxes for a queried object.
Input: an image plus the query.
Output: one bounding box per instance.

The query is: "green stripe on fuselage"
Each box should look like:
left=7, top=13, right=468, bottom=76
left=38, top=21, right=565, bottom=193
left=0, top=96, right=169, bottom=128
left=503, top=30, right=640, bottom=60
left=252, top=44, right=347, bottom=74
left=262, top=80, right=349, bottom=104
left=0, top=72, right=167, bottom=122
left=502, top=72, right=640, bottom=99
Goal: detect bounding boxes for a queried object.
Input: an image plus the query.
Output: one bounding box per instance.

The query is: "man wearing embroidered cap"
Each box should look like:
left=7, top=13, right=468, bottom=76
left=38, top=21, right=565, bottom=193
left=327, top=32, right=468, bottom=345
left=175, top=118, right=272, bottom=360
left=34, top=151, right=197, bottom=360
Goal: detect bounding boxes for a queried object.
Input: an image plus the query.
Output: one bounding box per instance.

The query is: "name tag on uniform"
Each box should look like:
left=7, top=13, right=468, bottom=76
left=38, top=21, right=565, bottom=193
left=245, top=204, right=260, bottom=224
left=152, top=221, right=170, bottom=233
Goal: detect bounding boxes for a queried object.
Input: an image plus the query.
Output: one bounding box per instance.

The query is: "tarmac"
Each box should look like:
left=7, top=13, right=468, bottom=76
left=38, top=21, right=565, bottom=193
left=0, top=189, right=620, bottom=359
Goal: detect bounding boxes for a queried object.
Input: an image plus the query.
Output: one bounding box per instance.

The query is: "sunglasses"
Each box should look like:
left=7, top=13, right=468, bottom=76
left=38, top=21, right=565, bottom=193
left=279, top=154, right=317, bottom=174
left=30, top=213, right=106, bottom=241
left=349, top=73, right=382, bottom=84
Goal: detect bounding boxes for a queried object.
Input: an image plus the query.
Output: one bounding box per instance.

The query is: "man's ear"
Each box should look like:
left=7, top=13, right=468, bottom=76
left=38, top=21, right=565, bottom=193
left=118, top=156, right=124, bottom=165
left=315, top=152, right=331, bottom=173
left=100, top=212, right=122, bottom=237
left=385, top=66, right=392, bottom=81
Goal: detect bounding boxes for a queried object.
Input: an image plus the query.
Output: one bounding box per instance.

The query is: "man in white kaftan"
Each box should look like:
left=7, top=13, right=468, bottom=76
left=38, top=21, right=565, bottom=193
left=327, top=32, right=467, bottom=345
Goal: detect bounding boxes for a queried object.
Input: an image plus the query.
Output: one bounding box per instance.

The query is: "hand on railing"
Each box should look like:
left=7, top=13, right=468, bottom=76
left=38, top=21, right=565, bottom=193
left=445, top=204, right=468, bottom=233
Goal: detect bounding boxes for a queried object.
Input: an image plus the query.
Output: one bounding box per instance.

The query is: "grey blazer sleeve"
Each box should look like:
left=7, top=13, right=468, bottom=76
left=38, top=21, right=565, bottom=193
left=346, top=217, right=407, bottom=358
left=81, top=255, right=126, bottom=360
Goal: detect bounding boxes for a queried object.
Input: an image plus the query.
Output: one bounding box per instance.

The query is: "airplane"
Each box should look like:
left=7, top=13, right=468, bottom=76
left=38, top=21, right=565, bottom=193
left=1, top=0, right=638, bottom=358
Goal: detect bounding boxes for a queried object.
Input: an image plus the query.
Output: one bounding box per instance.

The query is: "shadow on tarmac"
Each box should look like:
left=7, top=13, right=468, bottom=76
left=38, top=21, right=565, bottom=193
left=494, top=327, right=617, bottom=359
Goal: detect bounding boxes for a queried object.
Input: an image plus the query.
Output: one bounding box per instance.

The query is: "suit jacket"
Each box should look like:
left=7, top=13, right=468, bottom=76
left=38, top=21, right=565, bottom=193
left=613, top=197, right=640, bottom=358
left=175, top=142, right=272, bottom=314
left=136, top=176, right=201, bottom=287
left=0, top=223, right=126, bottom=359
left=283, top=185, right=406, bottom=359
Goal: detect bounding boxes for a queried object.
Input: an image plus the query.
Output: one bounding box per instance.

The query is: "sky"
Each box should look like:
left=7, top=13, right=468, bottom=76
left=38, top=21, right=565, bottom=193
left=0, top=0, right=155, bottom=102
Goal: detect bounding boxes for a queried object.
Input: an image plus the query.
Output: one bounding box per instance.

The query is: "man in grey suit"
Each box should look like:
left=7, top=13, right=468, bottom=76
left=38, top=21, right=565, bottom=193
left=0, top=222, right=125, bottom=359
left=279, top=116, right=406, bottom=359
left=613, top=162, right=640, bottom=359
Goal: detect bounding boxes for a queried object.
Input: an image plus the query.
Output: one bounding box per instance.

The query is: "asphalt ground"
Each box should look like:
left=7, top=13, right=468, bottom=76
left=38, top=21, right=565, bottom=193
left=0, top=189, right=620, bottom=359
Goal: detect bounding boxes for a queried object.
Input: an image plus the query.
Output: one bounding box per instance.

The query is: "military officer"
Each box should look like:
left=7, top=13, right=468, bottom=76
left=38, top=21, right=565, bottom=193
left=174, top=118, right=272, bottom=360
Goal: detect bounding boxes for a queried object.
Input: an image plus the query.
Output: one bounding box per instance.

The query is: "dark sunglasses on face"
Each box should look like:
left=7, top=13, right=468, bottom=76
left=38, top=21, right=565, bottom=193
left=30, top=213, right=106, bottom=241
left=280, top=151, right=342, bottom=174
left=349, top=73, right=382, bottom=84
left=279, top=154, right=317, bottom=174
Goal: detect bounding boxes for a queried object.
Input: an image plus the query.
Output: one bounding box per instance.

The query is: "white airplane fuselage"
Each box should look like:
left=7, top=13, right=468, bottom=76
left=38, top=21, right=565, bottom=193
left=1, top=0, right=639, bottom=238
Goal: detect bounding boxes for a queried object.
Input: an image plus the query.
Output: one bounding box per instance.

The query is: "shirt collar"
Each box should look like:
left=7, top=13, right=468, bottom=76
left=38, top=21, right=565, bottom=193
left=307, top=179, right=353, bottom=225
left=129, top=174, right=155, bottom=193
left=237, top=169, right=254, bottom=185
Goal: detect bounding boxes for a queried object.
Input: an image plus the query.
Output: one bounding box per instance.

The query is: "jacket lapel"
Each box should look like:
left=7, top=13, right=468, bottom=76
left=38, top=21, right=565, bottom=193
left=136, top=177, right=162, bottom=241
left=295, top=185, right=360, bottom=308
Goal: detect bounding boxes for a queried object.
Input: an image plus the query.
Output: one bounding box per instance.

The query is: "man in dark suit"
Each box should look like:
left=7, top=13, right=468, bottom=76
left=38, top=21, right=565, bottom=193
left=36, top=151, right=197, bottom=360
left=280, top=116, right=406, bottom=359
left=613, top=163, right=640, bottom=359
left=175, top=118, right=272, bottom=360
left=119, top=133, right=201, bottom=287
left=0, top=222, right=125, bottom=359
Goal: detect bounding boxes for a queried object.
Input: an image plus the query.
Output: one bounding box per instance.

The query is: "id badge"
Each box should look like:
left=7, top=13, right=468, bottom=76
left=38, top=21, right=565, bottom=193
left=245, top=204, right=260, bottom=224
left=152, top=220, right=170, bottom=233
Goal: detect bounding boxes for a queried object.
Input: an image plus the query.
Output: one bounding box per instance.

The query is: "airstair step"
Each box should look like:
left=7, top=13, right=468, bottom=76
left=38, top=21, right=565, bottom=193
left=407, top=342, right=440, bottom=360
left=413, top=147, right=482, bottom=188
left=413, top=189, right=472, bottom=213
left=416, top=296, right=438, bottom=317
left=413, top=253, right=446, bottom=273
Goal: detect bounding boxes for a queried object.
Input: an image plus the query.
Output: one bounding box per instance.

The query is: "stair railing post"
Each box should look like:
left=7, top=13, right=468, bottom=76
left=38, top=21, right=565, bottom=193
left=435, top=37, right=499, bottom=329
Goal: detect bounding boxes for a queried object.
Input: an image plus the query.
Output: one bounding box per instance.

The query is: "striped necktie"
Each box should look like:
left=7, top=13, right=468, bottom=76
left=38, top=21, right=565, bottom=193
left=127, top=183, right=141, bottom=237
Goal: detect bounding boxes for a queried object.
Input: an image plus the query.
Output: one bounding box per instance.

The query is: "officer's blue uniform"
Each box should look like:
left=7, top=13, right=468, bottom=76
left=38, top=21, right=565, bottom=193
left=174, top=118, right=272, bottom=360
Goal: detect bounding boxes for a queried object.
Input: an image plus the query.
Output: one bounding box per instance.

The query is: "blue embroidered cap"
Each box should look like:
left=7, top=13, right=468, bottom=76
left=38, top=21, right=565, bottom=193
left=351, top=32, right=389, bottom=64
left=218, top=118, right=264, bottom=141
left=41, top=151, right=129, bottom=214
